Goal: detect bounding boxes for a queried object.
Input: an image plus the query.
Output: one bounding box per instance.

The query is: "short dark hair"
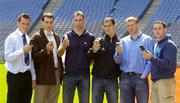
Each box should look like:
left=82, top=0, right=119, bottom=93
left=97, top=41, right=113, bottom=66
left=73, top=11, right=85, bottom=19
left=154, top=20, right=167, bottom=28
left=41, top=12, right=54, bottom=21
left=18, top=13, right=31, bottom=22
left=104, top=17, right=115, bottom=25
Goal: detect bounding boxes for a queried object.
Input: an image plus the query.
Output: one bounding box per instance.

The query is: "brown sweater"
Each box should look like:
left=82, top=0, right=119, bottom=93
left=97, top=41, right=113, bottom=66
left=31, top=28, right=64, bottom=85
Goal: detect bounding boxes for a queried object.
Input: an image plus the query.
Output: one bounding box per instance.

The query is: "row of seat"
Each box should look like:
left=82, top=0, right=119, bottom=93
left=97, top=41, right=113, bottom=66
left=142, top=0, right=180, bottom=48
left=0, top=0, right=49, bottom=51
left=54, top=0, right=152, bottom=39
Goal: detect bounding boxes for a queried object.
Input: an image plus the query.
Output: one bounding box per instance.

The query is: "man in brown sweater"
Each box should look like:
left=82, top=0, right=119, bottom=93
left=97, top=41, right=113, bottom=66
left=31, top=12, right=64, bottom=103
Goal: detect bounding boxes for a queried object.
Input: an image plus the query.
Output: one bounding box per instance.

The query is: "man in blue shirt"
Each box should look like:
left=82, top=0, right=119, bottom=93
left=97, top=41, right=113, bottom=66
left=58, top=11, right=95, bottom=103
left=114, top=16, right=154, bottom=103
left=143, top=21, right=177, bottom=103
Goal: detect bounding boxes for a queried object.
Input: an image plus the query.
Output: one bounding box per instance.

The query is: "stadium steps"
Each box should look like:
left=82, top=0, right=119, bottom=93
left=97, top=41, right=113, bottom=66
left=30, top=0, right=64, bottom=36
left=139, top=0, right=160, bottom=30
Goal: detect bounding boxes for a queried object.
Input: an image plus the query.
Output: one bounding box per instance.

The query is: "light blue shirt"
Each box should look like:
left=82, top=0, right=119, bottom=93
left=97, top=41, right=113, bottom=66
left=114, top=32, right=154, bottom=76
left=4, top=28, right=36, bottom=80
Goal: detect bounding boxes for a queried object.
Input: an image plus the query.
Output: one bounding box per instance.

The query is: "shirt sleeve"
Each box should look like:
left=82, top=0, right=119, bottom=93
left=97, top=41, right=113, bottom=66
left=114, top=49, right=123, bottom=64
left=143, top=38, right=154, bottom=76
left=4, top=36, right=24, bottom=62
left=30, top=60, right=36, bottom=80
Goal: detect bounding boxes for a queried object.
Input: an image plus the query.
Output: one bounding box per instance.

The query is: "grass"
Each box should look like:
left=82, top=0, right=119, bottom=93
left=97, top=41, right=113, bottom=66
left=0, top=63, right=108, bottom=103
left=0, top=64, right=7, bottom=103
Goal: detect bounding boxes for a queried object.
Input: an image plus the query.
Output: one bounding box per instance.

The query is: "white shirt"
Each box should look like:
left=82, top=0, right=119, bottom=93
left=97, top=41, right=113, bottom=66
left=44, top=30, right=59, bottom=68
left=4, top=28, right=36, bottom=80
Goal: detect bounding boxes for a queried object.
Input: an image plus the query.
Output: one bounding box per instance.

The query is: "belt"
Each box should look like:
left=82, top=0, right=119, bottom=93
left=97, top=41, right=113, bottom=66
left=126, top=72, right=142, bottom=76
left=8, top=70, right=30, bottom=76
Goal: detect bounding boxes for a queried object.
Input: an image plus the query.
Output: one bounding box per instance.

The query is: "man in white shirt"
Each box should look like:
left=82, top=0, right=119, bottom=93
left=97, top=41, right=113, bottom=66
left=4, top=13, right=36, bottom=103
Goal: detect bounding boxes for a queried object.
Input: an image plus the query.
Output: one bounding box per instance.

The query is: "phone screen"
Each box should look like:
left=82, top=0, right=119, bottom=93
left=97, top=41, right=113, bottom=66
left=140, top=45, right=145, bottom=51
left=140, top=45, right=148, bottom=53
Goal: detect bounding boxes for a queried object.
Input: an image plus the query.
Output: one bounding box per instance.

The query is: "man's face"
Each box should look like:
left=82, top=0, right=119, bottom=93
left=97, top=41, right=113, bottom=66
left=103, top=20, right=115, bottom=36
left=126, top=20, right=138, bottom=35
left=73, top=15, right=84, bottom=30
left=153, top=23, right=166, bottom=39
left=18, top=17, right=31, bottom=33
left=42, top=17, right=54, bottom=31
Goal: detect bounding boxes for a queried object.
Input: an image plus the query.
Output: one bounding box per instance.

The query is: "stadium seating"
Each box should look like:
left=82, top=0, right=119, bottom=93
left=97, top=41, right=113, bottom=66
left=54, top=0, right=152, bottom=38
left=142, top=0, right=180, bottom=47
left=0, top=0, right=49, bottom=52
left=54, top=0, right=114, bottom=36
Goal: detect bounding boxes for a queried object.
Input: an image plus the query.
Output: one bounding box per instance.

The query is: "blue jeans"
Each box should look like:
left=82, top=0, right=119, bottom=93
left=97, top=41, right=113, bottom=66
left=63, top=74, right=90, bottom=103
left=92, top=77, right=118, bottom=103
left=120, top=72, right=149, bottom=103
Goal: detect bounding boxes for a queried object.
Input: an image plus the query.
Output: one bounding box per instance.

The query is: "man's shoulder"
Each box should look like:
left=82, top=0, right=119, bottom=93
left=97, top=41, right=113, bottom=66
left=166, top=39, right=177, bottom=50
left=5, top=30, right=18, bottom=41
left=65, top=30, right=73, bottom=35
left=85, top=30, right=94, bottom=36
left=121, top=35, right=131, bottom=41
left=32, top=31, right=41, bottom=39
left=141, top=33, right=152, bottom=39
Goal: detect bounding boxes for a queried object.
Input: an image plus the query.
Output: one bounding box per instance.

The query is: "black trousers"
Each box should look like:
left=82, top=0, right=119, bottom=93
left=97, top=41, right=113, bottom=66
left=6, top=71, right=32, bottom=103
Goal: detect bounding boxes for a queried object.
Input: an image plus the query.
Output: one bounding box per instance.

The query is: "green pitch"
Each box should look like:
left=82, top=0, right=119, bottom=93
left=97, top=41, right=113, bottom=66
left=0, top=63, right=109, bottom=103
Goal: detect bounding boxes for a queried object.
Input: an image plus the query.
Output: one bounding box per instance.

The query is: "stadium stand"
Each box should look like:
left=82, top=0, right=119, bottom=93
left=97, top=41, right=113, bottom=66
left=0, top=0, right=49, bottom=52
left=54, top=0, right=152, bottom=38
left=141, top=0, right=180, bottom=65
left=142, top=0, right=180, bottom=38
left=110, top=0, right=152, bottom=37
left=54, top=0, right=114, bottom=37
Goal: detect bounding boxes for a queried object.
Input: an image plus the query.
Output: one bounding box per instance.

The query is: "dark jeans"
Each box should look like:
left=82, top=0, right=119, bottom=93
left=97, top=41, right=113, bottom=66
left=120, top=72, right=149, bottom=103
left=63, top=74, right=90, bottom=103
left=6, top=71, right=32, bottom=103
left=92, top=77, right=118, bottom=103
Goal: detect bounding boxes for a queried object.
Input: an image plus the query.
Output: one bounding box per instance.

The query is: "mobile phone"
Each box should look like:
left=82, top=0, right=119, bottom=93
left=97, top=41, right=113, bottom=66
left=29, top=40, right=33, bottom=46
left=140, top=45, right=148, bottom=53
left=49, top=41, right=54, bottom=46
left=64, top=34, right=68, bottom=40
left=116, top=42, right=120, bottom=46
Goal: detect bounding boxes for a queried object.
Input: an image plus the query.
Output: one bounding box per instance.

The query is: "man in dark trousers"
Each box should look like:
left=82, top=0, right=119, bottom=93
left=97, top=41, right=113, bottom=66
left=4, top=13, right=36, bottom=103
left=31, top=12, right=64, bottom=103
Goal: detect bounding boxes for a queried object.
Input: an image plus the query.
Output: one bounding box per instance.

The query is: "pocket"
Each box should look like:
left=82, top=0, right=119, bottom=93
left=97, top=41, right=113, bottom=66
left=159, top=79, right=176, bottom=97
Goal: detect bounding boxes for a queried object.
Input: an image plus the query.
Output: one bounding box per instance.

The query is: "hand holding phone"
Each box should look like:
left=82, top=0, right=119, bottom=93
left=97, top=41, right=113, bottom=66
left=49, top=41, right=54, bottom=46
left=140, top=45, right=152, bottom=60
left=64, top=34, right=68, bottom=40
left=116, top=42, right=120, bottom=46
left=29, top=40, right=33, bottom=46
left=46, top=41, right=54, bottom=52
left=140, top=45, right=148, bottom=53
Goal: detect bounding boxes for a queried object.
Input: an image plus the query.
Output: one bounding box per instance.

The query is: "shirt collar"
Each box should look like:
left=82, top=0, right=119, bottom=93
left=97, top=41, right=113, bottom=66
left=157, top=35, right=168, bottom=43
left=130, top=31, right=142, bottom=40
left=44, top=30, right=53, bottom=37
left=17, top=28, right=26, bottom=37
left=105, top=34, right=118, bottom=41
left=72, top=29, right=86, bottom=37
